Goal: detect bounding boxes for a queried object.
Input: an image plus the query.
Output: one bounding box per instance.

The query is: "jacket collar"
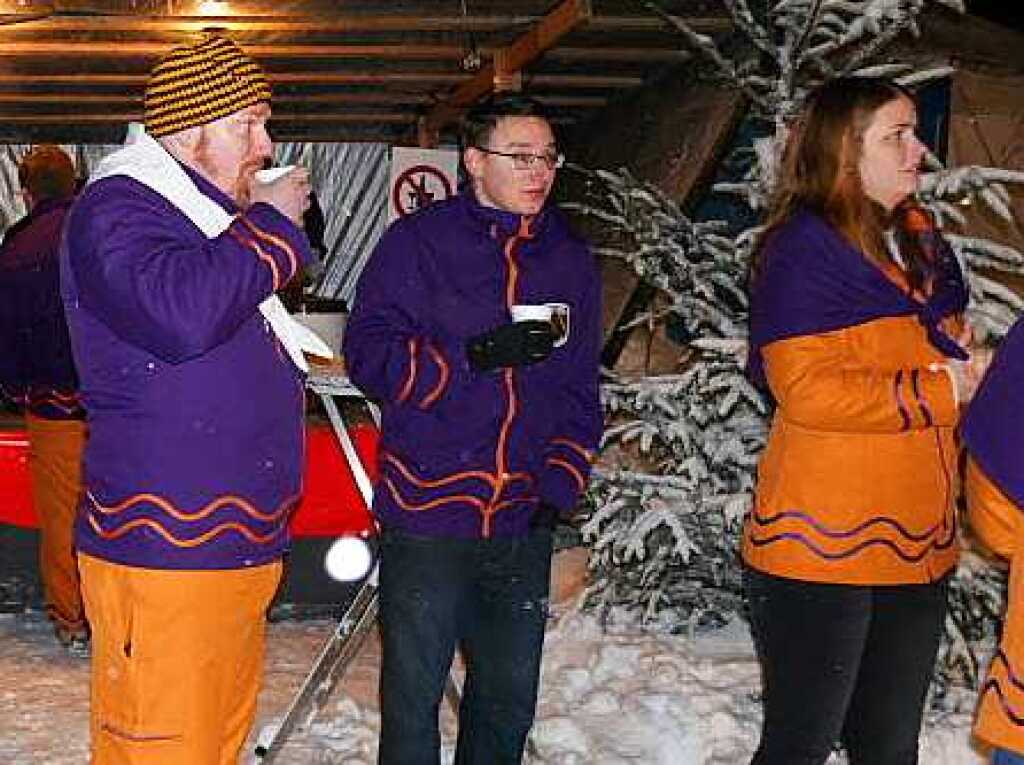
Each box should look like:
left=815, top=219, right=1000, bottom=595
left=460, top=185, right=552, bottom=240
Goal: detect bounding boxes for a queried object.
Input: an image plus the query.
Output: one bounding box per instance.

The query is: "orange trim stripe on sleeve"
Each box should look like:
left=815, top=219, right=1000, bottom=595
left=396, top=337, right=418, bottom=403
left=229, top=228, right=280, bottom=290
left=546, top=457, right=586, bottom=493
left=550, top=437, right=594, bottom=463
left=239, top=216, right=299, bottom=283
left=419, top=342, right=450, bottom=409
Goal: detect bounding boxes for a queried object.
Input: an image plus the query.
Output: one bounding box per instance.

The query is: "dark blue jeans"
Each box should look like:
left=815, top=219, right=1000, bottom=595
left=746, top=568, right=949, bottom=765
left=994, top=750, right=1024, bottom=764
left=377, top=527, right=553, bottom=765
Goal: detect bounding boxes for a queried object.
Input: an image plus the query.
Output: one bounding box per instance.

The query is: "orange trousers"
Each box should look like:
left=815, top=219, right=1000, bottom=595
left=25, top=414, right=87, bottom=636
left=79, top=554, right=283, bottom=765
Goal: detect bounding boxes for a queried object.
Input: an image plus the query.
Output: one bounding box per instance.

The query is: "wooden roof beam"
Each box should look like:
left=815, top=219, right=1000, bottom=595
left=0, top=72, right=641, bottom=89
left=419, top=0, right=593, bottom=145
left=0, top=13, right=730, bottom=34
left=0, top=43, right=688, bottom=65
left=0, top=92, right=610, bottom=108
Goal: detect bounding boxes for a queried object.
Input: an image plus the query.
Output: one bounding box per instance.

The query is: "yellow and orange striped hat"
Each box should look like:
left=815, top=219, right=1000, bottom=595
left=144, top=33, right=271, bottom=137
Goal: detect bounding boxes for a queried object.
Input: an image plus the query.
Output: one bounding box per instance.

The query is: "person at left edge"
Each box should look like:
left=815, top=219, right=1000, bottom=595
left=60, top=33, right=313, bottom=765
left=0, top=145, right=88, bottom=653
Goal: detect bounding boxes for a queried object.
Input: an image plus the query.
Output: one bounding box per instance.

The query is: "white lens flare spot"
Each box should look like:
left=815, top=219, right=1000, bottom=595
left=323, top=536, right=372, bottom=582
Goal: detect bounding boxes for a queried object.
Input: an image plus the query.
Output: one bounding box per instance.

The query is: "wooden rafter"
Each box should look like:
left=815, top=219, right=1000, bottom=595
left=419, top=0, right=594, bottom=144
left=0, top=13, right=730, bottom=34
left=0, top=42, right=688, bottom=66
left=0, top=72, right=642, bottom=88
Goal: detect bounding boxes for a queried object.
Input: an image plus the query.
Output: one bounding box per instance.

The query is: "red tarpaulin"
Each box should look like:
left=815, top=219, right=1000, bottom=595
left=0, top=423, right=378, bottom=538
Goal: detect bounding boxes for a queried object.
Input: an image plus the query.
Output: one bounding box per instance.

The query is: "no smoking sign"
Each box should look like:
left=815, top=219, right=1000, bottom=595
left=392, top=165, right=453, bottom=218
left=387, top=147, right=459, bottom=223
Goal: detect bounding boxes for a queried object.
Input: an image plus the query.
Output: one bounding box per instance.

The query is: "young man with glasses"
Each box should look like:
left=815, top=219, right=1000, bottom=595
left=344, top=93, right=601, bottom=764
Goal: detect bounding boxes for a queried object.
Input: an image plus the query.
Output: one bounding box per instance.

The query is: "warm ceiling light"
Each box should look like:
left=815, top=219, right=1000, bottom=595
left=197, top=0, right=229, bottom=15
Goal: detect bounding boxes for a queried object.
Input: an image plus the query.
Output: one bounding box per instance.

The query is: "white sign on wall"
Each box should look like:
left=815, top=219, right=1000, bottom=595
left=388, top=146, right=459, bottom=223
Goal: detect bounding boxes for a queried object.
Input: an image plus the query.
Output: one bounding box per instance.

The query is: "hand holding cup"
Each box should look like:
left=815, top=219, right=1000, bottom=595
left=250, top=165, right=311, bottom=225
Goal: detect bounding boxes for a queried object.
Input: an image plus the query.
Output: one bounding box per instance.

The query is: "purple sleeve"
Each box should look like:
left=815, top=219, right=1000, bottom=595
left=66, top=179, right=312, bottom=363
left=343, top=222, right=467, bottom=407
left=539, top=244, right=603, bottom=514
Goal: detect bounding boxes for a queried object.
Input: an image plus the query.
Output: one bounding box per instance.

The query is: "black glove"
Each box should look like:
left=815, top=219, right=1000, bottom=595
left=529, top=501, right=562, bottom=531
left=466, top=321, right=555, bottom=372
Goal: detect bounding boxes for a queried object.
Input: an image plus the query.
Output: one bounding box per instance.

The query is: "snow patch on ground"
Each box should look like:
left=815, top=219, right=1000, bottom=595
left=0, top=602, right=992, bottom=764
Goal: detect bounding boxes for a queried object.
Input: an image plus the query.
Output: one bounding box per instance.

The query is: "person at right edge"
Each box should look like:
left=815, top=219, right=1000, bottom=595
left=742, top=76, right=990, bottom=764
left=962, top=313, right=1024, bottom=763
left=343, top=93, right=602, bottom=764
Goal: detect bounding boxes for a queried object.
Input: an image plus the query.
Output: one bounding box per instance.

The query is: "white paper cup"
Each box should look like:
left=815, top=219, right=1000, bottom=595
left=511, top=303, right=570, bottom=347
left=254, top=164, right=296, bottom=184
left=510, top=304, right=553, bottom=323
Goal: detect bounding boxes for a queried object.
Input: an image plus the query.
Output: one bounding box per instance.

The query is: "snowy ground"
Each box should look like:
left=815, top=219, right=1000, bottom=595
left=0, top=592, right=991, bottom=765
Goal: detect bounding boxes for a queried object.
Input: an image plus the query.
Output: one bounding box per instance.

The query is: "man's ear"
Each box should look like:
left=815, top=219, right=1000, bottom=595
left=158, top=125, right=203, bottom=162
left=463, top=146, right=484, bottom=182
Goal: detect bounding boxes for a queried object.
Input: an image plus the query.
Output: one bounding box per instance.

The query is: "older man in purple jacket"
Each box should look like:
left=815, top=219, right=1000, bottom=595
left=61, top=34, right=312, bottom=764
left=345, top=93, right=602, bottom=764
left=0, top=145, right=87, bottom=652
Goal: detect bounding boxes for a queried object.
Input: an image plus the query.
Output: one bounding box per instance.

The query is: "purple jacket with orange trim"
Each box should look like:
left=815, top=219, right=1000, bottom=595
left=343, top=190, right=601, bottom=539
left=0, top=196, right=84, bottom=420
left=61, top=167, right=313, bottom=570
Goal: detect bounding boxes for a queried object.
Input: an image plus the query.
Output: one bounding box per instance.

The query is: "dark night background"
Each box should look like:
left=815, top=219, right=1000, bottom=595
left=969, top=0, right=1024, bottom=34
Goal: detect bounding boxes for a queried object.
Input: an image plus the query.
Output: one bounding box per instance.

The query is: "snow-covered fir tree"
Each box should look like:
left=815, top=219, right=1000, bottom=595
left=571, top=0, right=1024, bottom=692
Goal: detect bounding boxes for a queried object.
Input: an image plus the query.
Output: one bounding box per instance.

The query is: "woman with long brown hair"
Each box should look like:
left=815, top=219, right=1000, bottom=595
left=742, top=76, right=988, bottom=764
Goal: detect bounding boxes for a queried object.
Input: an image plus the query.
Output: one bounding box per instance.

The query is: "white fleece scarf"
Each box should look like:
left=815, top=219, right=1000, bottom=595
left=89, top=124, right=332, bottom=372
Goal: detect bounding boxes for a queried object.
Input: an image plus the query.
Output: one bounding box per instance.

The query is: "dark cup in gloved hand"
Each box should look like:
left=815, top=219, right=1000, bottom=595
left=467, top=320, right=555, bottom=372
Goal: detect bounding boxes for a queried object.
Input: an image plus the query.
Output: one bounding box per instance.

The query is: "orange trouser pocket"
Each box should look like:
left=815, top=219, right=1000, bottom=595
left=79, top=554, right=282, bottom=765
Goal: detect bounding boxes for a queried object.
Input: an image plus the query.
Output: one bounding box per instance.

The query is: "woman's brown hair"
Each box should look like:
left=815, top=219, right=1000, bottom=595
left=754, top=77, right=926, bottom=290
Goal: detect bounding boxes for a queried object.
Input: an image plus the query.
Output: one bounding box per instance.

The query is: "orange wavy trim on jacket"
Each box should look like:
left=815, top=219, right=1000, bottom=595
left=381, top=476, right=487, bottom=513
left=381, top=451, right=530, bottom=491
left=83, top=491, right=295, bottom=548
left=239, top=216, right=299, bottom=282
left=86, top=515, right=282, bottom=547
left=745, top=506, right=956, bottom=563
left=229, top=228, right=280, bottom=291
left=419, top=342, right=449, bottom=409
left=87, top=490, right=295, bottom=523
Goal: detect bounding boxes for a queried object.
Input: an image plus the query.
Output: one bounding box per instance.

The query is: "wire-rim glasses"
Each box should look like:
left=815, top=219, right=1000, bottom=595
left=474, top=146, right=565, bottom=170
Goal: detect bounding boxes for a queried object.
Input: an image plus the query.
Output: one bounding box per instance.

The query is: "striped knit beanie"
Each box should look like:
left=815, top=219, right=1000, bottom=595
left=144, top=33, right=271, bottom=137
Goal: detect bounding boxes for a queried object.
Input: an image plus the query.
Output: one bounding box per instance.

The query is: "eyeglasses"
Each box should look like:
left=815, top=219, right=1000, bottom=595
left=474, top=147, right=565, bottom=170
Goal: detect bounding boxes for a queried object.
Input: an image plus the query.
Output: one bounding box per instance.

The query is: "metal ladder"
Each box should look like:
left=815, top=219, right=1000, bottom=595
left=255, top=368, right=463, bottom=762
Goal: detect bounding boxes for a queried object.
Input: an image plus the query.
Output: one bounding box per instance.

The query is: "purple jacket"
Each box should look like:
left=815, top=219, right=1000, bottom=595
left=0, top=196, right=83, bottom=420
left=344, top=190, right=602, bottom=539
left=61, top=167, right=313, bottom=570
left=964, top=315, right=1024, bottom=507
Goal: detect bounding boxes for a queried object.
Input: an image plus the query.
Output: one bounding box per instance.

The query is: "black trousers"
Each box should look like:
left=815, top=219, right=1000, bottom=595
left=377, top=527, right=553, bottom=765
left=745, top=567, right=949, bottom=765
